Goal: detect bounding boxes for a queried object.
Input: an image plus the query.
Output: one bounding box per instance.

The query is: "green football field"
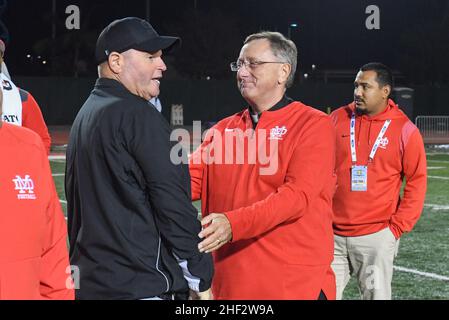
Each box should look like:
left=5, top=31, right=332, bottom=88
left=50, top=152, right=449, bottom=300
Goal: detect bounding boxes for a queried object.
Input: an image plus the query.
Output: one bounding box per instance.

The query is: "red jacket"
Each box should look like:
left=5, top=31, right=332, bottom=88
left=190, top=101, right=336, bottom=300
left=20, top=89, right=52, bottom=155
left=330, top=100, right=427, bottom=238
left=0, top=123, right=73, bottom=299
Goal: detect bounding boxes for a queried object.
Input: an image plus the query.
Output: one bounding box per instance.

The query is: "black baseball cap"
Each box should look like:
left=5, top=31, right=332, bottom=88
left=95, top=17, right=180, bottom=64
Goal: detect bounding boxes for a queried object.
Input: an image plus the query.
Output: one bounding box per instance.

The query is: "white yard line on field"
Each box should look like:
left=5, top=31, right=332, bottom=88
left=52, top=173, right=65, bottom=177
left=49, top=155, right=66, bottom=160
left=60, top=199, right=67, bottom=204
left=394, top=266, right=449, bottom=281
left=427, top=167, right=446, bottom=170
left=427, top=160, right=449, bottom=164
left=428, top=175, right=449, bottom=180
left=424, top=204, right=449, bottom=210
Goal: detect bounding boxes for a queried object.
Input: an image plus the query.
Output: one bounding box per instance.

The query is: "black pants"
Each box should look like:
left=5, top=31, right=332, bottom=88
left=158, top=291, right=190, bottom=300
left=158, top=290, right=326, bottom=300
left=318, top=290, right=327, bottom=300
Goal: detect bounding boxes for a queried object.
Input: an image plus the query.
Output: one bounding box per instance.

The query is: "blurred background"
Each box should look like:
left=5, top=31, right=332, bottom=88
left=1, top=0, right=449, bottom=129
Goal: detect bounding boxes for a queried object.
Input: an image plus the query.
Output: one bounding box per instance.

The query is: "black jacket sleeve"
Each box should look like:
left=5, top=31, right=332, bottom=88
left=124, top=104, right=213, bottom=292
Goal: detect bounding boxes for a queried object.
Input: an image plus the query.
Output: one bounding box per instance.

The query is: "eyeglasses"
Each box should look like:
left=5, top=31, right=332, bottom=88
left=230, top=60, right=287, bottom=72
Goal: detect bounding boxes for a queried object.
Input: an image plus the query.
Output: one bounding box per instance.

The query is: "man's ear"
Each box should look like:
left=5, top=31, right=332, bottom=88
left=383, top=85, right=391, bottom=100
left=107, top=52, right=123, bottom=74
left=278, top=63, right=291, bottom=85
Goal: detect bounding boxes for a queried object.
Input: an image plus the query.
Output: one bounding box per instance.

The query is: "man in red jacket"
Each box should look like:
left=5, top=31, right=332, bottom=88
left=0, top=38, right=51, bottom=154
left=189, top=31, right=336, bottom=299
left=330, top=62, right=427, bottom=300
left=0, top=89, right=73, bottom=299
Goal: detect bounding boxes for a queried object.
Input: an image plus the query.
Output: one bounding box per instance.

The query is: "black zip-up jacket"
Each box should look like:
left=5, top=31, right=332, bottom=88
left=65, top=78, right=213, bottom=299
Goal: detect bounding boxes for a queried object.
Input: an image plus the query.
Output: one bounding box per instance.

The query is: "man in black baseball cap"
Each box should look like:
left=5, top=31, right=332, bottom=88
left=66, top=18, right=214, bottom=300
left=93, top=17, right=180, bottom=101
left=95, top=17, right=180, bottom=64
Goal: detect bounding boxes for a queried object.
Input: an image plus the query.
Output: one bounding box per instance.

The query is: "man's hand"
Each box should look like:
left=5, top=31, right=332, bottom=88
left=189, top=288, right=214, bottom=300
left=198, top=213, right=232, bottom=253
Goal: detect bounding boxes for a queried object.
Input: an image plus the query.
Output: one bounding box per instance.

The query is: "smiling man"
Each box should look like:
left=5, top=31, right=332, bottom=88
left=189, top=31, right=336, bottom=300
left=330, top=62, right=427, bottom=300
left=65, top=17, right=213, bottom=300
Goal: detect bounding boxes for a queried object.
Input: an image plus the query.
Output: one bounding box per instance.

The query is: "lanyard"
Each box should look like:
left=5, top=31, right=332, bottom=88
left=350, top=114, right=391, bottom=163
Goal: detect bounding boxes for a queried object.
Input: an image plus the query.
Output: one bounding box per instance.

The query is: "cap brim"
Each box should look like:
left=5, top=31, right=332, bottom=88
left=135, top=36, right=181, bottom=54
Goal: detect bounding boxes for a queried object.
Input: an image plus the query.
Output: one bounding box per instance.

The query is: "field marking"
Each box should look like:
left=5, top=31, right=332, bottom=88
left=424, top=204, right=449, bottom=210
left=427, top=167, right=446, bottom=170
left=394, top=266, right=449, bottom=281
left=428, top=175, right=449, bottom=180
left=427, top=160, right=449, bottom=164
left=60, top=199, right=67, bottom=204
left=50, top=161, right=66, bottom=165
left=52, top=173, right=65, bottom=177
left=49, top=155, right=66, bottom=160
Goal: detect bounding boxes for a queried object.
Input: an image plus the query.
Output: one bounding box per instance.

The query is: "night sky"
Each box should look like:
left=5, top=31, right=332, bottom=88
left=1, top=0, right=448, bottom=84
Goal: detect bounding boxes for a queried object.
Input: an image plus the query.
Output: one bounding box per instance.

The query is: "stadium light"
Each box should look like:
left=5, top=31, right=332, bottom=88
left=288, top=23, right=298, bottom=39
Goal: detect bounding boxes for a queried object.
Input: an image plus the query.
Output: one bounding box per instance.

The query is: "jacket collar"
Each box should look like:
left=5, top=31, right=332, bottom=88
left=95, top=77, right=133, bottom=96
left=247, top=95, right=293, bottom=127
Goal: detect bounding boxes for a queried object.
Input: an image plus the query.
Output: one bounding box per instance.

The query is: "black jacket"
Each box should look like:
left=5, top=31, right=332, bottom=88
left=65, top=78, right=213, bottom=299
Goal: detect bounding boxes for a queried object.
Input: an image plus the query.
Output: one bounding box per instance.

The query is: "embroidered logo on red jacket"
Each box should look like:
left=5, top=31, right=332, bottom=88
left=269, top=126, right=288, bottom=140
left=12, top=175, right=37, bottom=200
left=379, top=136, right=389, bottom=149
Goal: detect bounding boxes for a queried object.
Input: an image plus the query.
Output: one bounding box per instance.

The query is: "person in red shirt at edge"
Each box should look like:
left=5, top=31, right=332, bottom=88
left=189, top=31, right=337, bottom=300
left=0, top=38, right=51, bottom=154
left=0, top=89, right=74, bottom=299
left=330, top=62, right=427, bottom=300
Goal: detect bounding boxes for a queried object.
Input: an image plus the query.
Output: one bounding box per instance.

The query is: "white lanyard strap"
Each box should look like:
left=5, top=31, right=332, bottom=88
left=350, top=114, right=391, bottom=163
left=350, top=115, right=357, bottom=163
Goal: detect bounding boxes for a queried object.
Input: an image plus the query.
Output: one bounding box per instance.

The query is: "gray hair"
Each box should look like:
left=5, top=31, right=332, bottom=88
left=244, top=31, right=298, bottom=88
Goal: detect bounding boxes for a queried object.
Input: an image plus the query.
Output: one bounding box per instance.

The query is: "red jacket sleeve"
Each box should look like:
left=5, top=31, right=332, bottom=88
left=189, top=149, right=204, bottom=201
left=39, top=152, right=74, bottom=300
left=21, top=90, right=52, bottom=155
left=225, top=117, right=336, bottom=242
left=189, top=129, right=215, bottom=201
left=389, top=127, right=427, bottom=239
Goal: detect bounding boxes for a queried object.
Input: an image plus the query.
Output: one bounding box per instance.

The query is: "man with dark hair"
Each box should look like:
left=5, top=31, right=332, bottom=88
left=66, top=17, right=213, bottom=300
left=189, top=31, right=336, bottom=299
left=360, top=62, right=394, bottom=93
left=330, top=62, right=427, bottom=300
